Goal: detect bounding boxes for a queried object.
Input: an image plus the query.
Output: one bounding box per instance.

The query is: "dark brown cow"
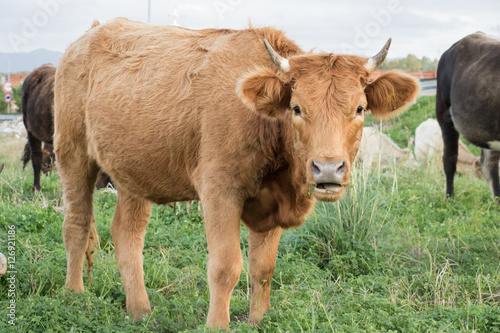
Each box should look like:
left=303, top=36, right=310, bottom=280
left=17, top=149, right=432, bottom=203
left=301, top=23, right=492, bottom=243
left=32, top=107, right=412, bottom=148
left=22, top=63, right=110, bottom=191
left=54, top=18, right=419, bottom=330
left=22, top=63, right=56, bottom=191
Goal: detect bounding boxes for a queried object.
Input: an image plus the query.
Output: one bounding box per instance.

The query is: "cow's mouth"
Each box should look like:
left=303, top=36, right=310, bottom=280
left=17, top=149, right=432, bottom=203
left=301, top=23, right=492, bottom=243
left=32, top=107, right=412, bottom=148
left=314, top=183, right=344, bottom=194
left=312, top=183, right=346, bottom=202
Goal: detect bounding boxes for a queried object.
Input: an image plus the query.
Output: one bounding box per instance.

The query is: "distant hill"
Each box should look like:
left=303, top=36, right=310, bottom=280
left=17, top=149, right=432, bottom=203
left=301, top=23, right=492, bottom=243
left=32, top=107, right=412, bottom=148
left=0, top=48, right=63, bottom=73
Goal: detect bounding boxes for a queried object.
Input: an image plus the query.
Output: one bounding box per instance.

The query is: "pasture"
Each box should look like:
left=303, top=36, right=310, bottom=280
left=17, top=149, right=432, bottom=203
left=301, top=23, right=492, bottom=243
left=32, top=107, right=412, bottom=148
left=1, top=96, right=500, bottom=332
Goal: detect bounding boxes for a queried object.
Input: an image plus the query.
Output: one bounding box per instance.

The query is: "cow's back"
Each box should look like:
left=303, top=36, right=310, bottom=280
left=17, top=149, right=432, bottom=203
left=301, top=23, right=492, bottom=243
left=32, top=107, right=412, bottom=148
left=55, top=18, right=301, bottom=203
left=437, top=32, right=500, bottom=148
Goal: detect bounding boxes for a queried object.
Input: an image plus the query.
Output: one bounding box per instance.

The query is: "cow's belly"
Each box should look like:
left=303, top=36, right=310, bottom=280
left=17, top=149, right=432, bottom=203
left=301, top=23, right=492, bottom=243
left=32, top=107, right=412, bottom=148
left=86, top=108, right=200, bottom=204
left=97, top=152, right=198, bottom=204
left=451, top=104, right=500, bottom=150
left=110, top=163, right=199, bottom=205
left=451, top=66, right=500, bottom=149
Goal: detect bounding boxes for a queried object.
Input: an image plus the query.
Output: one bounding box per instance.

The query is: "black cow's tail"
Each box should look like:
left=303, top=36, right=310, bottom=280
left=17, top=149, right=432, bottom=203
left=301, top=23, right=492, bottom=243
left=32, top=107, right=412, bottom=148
left=21, top=141, right=30, bottom=169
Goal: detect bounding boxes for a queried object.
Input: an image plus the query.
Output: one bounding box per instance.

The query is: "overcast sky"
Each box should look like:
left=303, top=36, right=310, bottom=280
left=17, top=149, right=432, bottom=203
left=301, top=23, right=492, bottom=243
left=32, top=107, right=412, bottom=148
left=1, top=0, right=499, bottom=59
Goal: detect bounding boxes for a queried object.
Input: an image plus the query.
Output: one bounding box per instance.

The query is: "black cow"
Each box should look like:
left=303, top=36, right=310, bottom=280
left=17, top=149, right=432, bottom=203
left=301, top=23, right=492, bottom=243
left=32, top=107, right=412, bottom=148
left=436, top=32, right=500, bottom=201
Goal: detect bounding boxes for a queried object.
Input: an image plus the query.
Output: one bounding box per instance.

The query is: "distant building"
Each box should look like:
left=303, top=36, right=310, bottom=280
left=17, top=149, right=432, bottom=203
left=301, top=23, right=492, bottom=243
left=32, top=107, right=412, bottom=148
left=371, top=70, right=437, bottom=80
left=1, top=73, right=29, bottom=87
left=370, top=70, right=437, bottom=96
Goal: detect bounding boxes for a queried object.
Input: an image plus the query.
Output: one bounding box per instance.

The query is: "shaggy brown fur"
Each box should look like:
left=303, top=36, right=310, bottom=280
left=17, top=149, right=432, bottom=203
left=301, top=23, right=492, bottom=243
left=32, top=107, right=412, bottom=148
left=54, top=18, right=419, bottom=330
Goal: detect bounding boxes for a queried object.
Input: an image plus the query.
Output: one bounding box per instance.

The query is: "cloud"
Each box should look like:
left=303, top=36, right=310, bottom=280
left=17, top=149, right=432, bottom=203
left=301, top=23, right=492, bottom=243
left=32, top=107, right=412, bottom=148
left=0, top=0, right=499, bottom=61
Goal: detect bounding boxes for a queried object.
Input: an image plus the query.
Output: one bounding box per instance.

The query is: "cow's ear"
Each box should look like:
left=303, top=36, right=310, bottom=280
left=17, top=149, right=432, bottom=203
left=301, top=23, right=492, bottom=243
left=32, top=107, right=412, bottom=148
left=237, top=68, right=291, bottom=117
left=365, top=71, right=420, bottom=119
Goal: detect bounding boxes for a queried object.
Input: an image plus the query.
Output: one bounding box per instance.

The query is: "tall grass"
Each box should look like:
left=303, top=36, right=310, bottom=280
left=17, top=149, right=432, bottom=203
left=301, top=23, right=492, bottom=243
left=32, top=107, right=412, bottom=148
left=283, top=165, right=399, bottom=278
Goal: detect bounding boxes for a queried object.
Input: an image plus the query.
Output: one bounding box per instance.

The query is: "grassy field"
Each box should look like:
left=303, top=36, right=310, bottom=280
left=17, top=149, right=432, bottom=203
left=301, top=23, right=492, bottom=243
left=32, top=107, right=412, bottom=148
left=1, top=96, right=500, bottom=332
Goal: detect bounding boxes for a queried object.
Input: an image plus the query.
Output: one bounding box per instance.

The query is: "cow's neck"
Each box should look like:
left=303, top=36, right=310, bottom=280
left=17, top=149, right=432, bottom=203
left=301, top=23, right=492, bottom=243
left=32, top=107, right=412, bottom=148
left=241, top=114, right=314, bottom=232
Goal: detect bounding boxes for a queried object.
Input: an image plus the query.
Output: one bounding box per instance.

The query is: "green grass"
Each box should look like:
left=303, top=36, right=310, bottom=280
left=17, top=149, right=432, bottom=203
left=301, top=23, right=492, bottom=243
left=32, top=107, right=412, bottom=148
left=1, top=96, right=500, bottom=332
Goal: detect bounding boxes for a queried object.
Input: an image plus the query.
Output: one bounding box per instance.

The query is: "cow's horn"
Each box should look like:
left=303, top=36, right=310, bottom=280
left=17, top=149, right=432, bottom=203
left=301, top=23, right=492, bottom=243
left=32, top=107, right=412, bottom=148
left=263, top=38, right=290, bottom=73
left=365, top=38, right=392, bottom=73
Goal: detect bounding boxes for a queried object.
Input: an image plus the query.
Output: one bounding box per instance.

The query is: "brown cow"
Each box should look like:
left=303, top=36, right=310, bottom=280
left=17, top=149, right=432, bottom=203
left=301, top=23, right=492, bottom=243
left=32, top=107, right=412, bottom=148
left=21, top=63, right=111, bottom=191
left=54, top=18, right=419, bottom=330
left=22, top=63, right=56, bottom=191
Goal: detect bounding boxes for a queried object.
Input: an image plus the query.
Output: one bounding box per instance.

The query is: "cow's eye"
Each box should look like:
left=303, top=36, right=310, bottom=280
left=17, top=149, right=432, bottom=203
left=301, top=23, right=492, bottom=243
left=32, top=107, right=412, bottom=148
left=356, top=106, right=365, bottom=115
left=292, top=105, right=302, bottom=116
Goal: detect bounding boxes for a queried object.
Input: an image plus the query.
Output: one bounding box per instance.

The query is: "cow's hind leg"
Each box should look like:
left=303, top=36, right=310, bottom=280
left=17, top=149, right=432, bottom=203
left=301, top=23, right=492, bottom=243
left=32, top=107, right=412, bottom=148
left=110, top=190, right=152, bottom=318
left=59, top=157, right=99, bottom=292
left=27, top=132, right=43, bottom=191
left=480, top=149, right=500, bottom=201
left=203, top=197, right=243, bottom=330
left=248, top=226, right=282, bottom=323
left=436, top=96, right=459, bottom=198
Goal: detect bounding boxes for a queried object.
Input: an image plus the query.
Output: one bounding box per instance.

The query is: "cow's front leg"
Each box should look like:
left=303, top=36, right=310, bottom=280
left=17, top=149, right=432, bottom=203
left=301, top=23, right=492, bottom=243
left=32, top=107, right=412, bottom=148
left=111, top=190, right=153, bottom=319
left=203, top=197, right=243, bottom=330
left=58, top=150, right=100, bottom=293
left=436, top=94, right=459, bottom=198
left=248, top=226, right=282, bottom=323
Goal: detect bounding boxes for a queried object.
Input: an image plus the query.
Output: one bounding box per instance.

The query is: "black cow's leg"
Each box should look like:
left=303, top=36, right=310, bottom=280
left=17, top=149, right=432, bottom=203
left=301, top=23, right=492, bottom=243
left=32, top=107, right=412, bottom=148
left=28, top=132, right=43, bottom=191
left=436, top=95, right=459, bottom=198
left=480, top=149, right=500, bottom=201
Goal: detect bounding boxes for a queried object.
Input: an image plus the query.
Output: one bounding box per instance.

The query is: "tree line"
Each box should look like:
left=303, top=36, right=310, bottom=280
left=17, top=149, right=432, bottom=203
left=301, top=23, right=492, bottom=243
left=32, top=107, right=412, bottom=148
left=378, top=54, right=439, bottom=72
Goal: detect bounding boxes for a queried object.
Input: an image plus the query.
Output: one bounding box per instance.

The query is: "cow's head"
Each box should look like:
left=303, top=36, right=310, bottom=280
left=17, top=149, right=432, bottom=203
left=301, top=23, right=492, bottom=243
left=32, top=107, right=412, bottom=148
left=238, top=38, right=419, bottom=202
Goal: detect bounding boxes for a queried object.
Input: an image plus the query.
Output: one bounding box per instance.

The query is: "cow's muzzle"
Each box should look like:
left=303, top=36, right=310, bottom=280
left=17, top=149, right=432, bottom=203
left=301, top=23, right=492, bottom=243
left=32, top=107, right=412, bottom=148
left=310, top=160, right=349, bottom=201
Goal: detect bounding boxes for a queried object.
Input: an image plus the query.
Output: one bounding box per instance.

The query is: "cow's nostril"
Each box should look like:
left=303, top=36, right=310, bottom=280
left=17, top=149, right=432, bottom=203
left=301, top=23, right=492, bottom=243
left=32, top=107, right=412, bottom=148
left=335, top=161, right=347, bottom=178
left=311, top=161, right=321, bottom=177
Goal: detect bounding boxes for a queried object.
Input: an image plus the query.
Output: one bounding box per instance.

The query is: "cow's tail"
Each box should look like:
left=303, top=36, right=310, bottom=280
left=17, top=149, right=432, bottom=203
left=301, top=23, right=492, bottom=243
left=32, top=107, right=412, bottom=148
left=21, top=141, right=30, bottom=169
left=85, top=221, right=100, bottom=286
